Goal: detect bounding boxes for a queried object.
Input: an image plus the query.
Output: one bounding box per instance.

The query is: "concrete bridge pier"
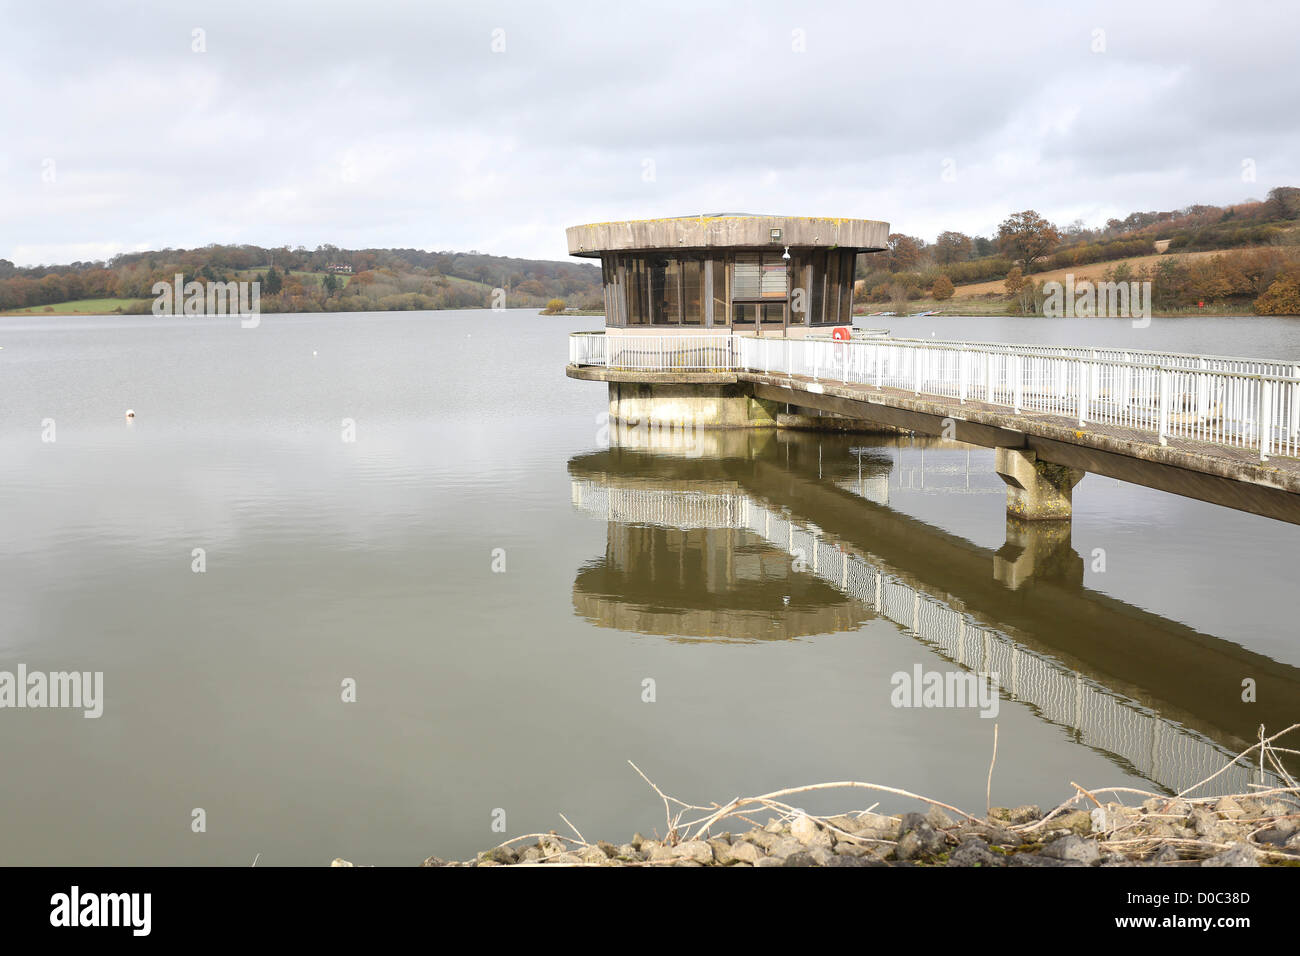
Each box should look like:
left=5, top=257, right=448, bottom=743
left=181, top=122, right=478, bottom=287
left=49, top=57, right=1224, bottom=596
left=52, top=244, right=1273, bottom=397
left=994, top=516, right=1084, bottom=590
left=994, top=447, right=1085, bottom=521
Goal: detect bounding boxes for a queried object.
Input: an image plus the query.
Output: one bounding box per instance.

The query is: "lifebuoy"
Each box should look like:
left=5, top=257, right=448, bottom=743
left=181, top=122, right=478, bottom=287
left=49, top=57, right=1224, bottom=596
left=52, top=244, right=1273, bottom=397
left=832, top=326, right=851, bottom=341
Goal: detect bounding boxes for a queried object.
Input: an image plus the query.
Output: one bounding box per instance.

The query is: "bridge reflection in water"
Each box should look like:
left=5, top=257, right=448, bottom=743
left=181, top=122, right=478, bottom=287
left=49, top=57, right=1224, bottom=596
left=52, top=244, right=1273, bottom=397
left=568, top=426, right=1297, bottom=797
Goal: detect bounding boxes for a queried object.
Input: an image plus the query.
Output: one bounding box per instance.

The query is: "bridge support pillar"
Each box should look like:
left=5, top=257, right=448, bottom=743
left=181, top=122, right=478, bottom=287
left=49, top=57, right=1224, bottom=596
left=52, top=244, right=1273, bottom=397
left=994, top=517, right=1083, bottom=590
left=994, top=448, right=1084, bottom=521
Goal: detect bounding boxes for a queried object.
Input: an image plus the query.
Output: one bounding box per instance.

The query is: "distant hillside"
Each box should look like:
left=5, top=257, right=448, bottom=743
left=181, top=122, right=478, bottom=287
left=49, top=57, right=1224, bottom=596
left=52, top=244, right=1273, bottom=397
left=0, top=244, right=603, bottom=315
left=855, top=185, right=1300, bottom=316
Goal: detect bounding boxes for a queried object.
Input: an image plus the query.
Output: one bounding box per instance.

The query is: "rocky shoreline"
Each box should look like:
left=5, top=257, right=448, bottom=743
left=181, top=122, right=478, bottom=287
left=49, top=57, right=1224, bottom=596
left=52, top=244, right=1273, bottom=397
left=384, top=792, right=1299, bottom=868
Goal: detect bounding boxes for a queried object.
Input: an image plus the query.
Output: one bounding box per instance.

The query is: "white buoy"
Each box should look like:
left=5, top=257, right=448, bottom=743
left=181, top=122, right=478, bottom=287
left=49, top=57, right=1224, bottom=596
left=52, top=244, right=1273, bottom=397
left=125, top=409, right=135, bottom=420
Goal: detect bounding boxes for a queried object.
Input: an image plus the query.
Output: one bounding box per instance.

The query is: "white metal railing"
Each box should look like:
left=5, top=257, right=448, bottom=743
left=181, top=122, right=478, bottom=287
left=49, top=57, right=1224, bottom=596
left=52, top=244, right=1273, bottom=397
left=568, top=331, right=1300, bottom=461
left=569, top=331, right=733, bottom=372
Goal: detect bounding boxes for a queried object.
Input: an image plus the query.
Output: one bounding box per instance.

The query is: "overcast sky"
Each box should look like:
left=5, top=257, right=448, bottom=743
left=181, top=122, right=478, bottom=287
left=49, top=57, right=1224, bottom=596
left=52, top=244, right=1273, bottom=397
left=2, top=0, right=1297, bottom=267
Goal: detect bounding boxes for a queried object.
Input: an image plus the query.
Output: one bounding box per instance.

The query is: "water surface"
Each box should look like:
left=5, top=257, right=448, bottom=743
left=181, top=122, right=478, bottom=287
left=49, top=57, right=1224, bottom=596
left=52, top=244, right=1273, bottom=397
left=1, top=310, right=1297, bottom=864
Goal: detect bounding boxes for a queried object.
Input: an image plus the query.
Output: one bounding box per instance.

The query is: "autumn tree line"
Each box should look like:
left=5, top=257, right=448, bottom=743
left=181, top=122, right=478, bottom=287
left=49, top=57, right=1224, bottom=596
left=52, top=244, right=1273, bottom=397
left=0, top=244, right=605, bottom=314
left=857, top=186, right=1300, bottom=314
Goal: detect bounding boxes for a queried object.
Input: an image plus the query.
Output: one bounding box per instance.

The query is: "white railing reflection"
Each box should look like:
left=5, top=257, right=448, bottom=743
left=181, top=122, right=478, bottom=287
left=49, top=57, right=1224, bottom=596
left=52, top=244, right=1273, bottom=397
left=570, top=477, right=1277, bottom=796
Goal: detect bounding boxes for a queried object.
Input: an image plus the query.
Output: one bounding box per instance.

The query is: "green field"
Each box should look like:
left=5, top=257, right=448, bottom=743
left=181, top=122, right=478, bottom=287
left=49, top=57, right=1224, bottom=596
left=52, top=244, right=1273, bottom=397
left=2, top=297, right=144, bottom=315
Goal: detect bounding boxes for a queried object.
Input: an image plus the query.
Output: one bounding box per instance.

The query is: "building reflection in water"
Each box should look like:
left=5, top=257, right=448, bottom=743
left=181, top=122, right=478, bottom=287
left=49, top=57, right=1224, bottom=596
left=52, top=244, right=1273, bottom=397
left=568, top=423, right=1299, bottom=796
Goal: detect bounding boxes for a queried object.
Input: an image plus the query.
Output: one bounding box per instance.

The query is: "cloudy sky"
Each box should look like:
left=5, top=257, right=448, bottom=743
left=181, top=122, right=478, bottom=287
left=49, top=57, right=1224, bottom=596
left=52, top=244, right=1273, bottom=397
left=2, top=0, right=1297, bottom=266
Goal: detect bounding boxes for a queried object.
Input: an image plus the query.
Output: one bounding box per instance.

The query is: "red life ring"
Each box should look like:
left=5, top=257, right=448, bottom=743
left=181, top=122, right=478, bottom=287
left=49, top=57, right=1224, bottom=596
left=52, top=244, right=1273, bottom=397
left=832, top=326, right=851, bottom=341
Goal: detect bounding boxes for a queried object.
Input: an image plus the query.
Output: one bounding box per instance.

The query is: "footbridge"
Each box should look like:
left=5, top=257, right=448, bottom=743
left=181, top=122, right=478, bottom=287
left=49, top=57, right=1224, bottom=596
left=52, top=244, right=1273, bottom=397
left=568, top=331, right=1300, bottom=525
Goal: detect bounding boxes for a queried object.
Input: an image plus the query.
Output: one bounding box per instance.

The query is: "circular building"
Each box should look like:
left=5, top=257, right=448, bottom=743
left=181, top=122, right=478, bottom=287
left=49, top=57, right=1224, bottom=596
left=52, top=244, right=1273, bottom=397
left=567, top=213, right=889, bottom=336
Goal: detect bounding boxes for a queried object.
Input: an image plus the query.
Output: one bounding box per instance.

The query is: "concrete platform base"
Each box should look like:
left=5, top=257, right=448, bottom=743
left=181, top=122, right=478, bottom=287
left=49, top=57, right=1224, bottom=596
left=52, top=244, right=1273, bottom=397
left=609, top=382, right=780, bottom=429
left=995, top=447, right=1084, bottom=520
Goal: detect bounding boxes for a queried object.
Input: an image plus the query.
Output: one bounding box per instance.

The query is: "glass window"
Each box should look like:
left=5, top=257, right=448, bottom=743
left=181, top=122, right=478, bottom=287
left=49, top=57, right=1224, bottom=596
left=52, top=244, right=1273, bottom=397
left=825, top=251, right=840, bottom=325
left=809, top=250, right=825, bottom=325
left=733, top=302, right=757, bottom=325
left=840, top=250, right=855, bottom=324
left=732, top=254, right=761, bottom=299
left=649, top=256, right=681, bottom=324
left=681, top=259, right=702, bottom=325
left=626, top=257, right=648, bottom=325
left=760, top=302, right=785, bottom=325
left=760, top=258, right=787, bottom=298
left=710, top=257, right=728, bottom=325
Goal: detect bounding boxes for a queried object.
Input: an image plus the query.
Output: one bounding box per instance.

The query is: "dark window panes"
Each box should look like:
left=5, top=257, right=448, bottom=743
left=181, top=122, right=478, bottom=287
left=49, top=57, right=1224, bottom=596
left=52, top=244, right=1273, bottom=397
left=626, top=258, right=648, bottom=325
left=710, top=257, right=728, bottom=325
left=681, top=259, right=703, bottom=325
left=733, top=302, right=757, bottom=326
left=840, top=251, right=855, bottom=324
left=810, top=250, right=825, bottom=325
left=649, top=256, right=681, bottom=324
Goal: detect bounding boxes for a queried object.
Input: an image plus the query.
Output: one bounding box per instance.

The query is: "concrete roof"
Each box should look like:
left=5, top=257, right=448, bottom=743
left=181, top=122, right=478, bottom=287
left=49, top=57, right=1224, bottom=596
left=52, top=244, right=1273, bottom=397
left=566, top=214, right=891, bottom=257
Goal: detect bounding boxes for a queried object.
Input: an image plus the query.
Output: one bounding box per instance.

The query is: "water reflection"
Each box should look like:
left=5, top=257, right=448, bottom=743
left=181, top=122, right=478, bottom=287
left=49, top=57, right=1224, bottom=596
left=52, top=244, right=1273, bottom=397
left=569, top=425, right=1299, bottom=795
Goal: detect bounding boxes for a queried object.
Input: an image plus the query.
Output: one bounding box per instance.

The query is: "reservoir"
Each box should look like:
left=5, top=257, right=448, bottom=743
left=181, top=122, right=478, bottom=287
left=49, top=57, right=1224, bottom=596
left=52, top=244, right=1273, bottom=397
left=1, top=310, right=1297, bottom=864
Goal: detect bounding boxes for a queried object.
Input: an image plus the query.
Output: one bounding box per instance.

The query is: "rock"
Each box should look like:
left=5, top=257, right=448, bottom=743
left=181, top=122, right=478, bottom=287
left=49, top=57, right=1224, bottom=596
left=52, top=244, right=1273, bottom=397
left=854, top=813, right=902, bottom=841
left=744, top=829, right=781, bottom=851
left=1040, top=835, right=1100, bottom=865
left=791, top=814, right=833, bottom=847
left=1008, top=805, right=1041, bottom=825
left=672, top=840, right=715, bottom=864
left=709, top=838, right=737, bottom=866
left=550, top=852, right=582, bottom=865
left=1056, top=810, right=1093, bottom=836
left=648, top=844, right=678, bottom=863
left=580, top=845, right=612, bottom=865
left=631, top=833, right=648, bottom=849
left=520, top=847, right=544, bottom=863
left=1008, top=853, right=1080, bottom=867
left=1089, top=808, right=1111, bottom=834
left=729, top=841, right=765, bottom=864
left=783, top=846, right=835, bottom=867
left=1150, top=845, right=1180, bottom=864
left=1214, top=796, right=1243, bottom=818
left=825, top=814, right=862, bottom=835
left=1201, top=842, right=1259, bottom=867
left=926, top=806, right=956, bottom=830
left=330, top=858, right=355, bottom=867
left=960, top=822, right=1022, bottom=847
left=478, top=846, right=518, bottom=865
left=1253, top=828, right=1290, bottom=847
left=753, top=856, right=785, bottom=867
left=894, top=824, right=946, bottom=861
left=1235, top=797, right=1266, bottom=818
left=1189, top=806, right=1224, bottom=842
left=988, top=807, right=1013, bottom=823
left=827, top=854, right=888, bottom=867
left=949, top=838, right=1002, bottom=867
left=617, top=843, right=639, bottom=860
left=767, top=837, right=807, bottom=861
left=833, top=841, right=874, bottom=858
left=419, top=856, right=447, bottom=867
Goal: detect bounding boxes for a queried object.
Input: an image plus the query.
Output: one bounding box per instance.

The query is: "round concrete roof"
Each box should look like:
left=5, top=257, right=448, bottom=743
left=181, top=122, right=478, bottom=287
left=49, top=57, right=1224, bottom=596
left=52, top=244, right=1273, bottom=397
left=566, top=214, right=890, bottom=257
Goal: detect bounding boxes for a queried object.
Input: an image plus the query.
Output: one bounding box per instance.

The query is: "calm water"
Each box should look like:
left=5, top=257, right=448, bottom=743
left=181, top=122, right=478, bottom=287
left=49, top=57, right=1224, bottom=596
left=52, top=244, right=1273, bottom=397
left=2, top=310, right=1299, bottom=865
